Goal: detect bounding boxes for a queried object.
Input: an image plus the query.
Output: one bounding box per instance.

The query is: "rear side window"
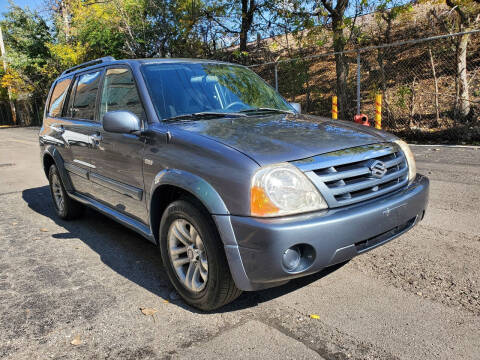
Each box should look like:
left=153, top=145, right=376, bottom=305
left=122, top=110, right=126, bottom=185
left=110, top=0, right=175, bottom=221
left=48, top=77, right=71, bottom=117
left=67, top=71, right=102, bottom=120
left=64, top=77, right=78, bottom=118
left=99, top=68, right=145, bottom=121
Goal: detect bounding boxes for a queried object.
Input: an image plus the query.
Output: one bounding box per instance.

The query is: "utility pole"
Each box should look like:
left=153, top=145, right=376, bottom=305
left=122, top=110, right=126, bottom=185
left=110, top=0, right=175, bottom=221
left=0, top=25, right=17, bottom=125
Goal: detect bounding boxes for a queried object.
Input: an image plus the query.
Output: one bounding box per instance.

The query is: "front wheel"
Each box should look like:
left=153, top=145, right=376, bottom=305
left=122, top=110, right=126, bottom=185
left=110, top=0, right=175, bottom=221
left=159, top=199, right=242, bottom=311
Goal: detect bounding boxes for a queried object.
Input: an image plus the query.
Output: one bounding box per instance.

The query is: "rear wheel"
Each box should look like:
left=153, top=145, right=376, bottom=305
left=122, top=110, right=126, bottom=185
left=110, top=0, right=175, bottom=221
left=48, top=164, right=84, bottom=220
left=159, top=199, right=242, bottom=311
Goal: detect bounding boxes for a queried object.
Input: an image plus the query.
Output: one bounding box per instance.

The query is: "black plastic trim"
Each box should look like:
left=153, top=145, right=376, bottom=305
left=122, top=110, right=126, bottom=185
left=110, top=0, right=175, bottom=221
left=64, top=163, right=88, bottom=179
left=89, top=172, right=143, bottom=200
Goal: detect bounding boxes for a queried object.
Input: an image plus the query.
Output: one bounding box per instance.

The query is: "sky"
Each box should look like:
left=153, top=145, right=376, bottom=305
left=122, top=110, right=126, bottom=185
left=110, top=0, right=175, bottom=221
left=0, top=0, right=414, bottom=42
left=1, top=0, right=415, bottom=19
left=0, top=0, right=44, bottom=19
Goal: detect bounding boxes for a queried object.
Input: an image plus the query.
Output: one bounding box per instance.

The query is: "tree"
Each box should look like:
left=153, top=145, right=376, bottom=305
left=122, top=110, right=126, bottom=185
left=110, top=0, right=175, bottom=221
left=239, top=0, right=258, bottom=51
left=46, top=0, right=72, bottom=41
left=204, top=0, right=272, bottom=54
left=320, top=0, right=349, bottom=118
left=45, top=0, right=211, bottom=60
left=0, top=4, right=53, bottom=97
left=270, top=0, right=361, bottom=118
left=370, top=1, right=413, bottom=125
left=445, top=0, right=479, bottom=118
left=431, top=0, right=480, bottom=119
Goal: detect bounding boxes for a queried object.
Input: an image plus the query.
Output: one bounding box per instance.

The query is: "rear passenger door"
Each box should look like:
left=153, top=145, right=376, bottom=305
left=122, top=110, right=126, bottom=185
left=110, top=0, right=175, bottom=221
left=43, top=76, right=73, bottom=162
left=88, top=67, right=148, bottom=223
left=52, top=70, right=103, bottom=196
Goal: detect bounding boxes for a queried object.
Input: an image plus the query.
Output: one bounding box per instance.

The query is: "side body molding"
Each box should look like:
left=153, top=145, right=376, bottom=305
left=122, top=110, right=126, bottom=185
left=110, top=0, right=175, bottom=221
left=151, top=169, right=230, bottom=215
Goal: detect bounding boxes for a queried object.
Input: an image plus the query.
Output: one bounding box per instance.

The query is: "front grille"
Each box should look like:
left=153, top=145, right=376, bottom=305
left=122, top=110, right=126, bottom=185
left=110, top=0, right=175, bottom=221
left=293, top=143, right=409, bottom=208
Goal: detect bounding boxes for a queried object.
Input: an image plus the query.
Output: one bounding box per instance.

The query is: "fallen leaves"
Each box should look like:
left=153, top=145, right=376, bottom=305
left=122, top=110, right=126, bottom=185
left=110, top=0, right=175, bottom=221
left=309, top=314, right=320, bottom=319
left=40, top=228, right=48, bottom=232
left=70, top=335, right=82, bottom=346
left=140, top=307, right=158, bottom=316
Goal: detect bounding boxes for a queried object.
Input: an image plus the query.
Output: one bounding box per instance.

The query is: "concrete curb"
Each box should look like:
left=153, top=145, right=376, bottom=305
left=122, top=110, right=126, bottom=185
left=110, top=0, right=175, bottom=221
left=409, top=144, right=480, bottom=150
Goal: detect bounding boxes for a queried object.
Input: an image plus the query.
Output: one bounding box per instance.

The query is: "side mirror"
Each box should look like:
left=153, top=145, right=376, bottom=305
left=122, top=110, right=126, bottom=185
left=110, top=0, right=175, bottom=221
left=103, top=111, right=141, bottom=134
left=289, top=102, right=301, bottom=114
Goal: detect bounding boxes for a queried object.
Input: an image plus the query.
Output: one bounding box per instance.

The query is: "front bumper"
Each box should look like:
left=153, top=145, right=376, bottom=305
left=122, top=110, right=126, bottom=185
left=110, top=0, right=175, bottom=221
left=214, top=174, right=429, bottom=291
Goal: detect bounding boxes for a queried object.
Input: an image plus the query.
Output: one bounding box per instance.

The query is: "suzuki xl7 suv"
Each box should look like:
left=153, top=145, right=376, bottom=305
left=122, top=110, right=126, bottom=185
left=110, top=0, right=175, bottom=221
left=39, top=57, right=429, bottom=310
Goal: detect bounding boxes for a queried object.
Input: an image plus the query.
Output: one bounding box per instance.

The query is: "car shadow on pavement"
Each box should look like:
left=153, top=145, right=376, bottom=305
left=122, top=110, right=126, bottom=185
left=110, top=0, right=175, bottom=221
left=23, top=186, right=347, bottom=314
left=222, top=262, right=348, bottom=313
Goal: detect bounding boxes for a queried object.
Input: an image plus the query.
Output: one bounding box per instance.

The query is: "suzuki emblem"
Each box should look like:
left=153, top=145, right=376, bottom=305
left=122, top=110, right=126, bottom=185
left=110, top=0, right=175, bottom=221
left=368, top=160, right=387, bottom=178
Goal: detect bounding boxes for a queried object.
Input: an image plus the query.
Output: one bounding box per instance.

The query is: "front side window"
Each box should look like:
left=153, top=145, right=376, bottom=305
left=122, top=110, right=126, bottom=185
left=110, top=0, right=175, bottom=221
left=99, top=68, right=144, bottom=121
left=68, top=71, right=102, bottom=120
left=48, top=77, right=72, bottom=117
left=141, top=63, right=291, bottom=120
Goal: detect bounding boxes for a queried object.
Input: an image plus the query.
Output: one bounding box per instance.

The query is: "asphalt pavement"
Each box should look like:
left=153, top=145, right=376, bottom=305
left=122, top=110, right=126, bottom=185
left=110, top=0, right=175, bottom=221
left=0, top=127, right=479, bottom=359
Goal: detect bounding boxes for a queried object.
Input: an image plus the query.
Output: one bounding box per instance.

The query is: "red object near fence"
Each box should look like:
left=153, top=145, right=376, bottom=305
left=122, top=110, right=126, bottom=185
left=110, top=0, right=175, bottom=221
left=354, top=114, right=370, bottom=126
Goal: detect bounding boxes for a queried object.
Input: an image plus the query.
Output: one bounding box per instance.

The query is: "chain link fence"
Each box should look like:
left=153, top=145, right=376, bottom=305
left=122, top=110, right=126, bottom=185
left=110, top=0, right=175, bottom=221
left=1, top=31, right=479, bottom=144
left=250, top=30, right=480, bottom=144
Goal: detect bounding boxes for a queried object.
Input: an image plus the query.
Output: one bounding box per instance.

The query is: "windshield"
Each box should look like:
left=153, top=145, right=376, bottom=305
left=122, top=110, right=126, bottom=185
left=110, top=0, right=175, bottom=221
left=141, top=62, right=293, bottom=120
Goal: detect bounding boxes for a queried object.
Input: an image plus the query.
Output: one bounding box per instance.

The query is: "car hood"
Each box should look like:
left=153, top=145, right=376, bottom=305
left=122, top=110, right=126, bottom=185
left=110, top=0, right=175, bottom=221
left=167, top=114, right=392, bottom=166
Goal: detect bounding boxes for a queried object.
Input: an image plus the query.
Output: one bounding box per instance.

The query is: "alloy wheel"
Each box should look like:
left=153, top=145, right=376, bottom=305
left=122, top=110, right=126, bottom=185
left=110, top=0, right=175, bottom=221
left=167, top=219, right=208, bottom=292
left=51, top=173, right=65, bottom=213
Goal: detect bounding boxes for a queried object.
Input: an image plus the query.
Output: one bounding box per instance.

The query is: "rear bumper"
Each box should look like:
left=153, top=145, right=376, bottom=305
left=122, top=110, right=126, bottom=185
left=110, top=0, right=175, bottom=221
left=214, top=174, right=429, bottom=291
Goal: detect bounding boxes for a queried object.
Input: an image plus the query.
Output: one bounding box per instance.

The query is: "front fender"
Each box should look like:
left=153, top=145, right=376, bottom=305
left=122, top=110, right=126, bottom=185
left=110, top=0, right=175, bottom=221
left=150, top=169, right=258, bottom=290
left=150, top=169, right=229, bottom=215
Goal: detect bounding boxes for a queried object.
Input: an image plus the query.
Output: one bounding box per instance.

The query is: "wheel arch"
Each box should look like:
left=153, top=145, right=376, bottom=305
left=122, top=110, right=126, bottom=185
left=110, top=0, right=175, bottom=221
left=43, top=152, right=55, bottom=178
left=149, top=169, right=229, bottom=245
left=42, top=147, right=73, bottom=192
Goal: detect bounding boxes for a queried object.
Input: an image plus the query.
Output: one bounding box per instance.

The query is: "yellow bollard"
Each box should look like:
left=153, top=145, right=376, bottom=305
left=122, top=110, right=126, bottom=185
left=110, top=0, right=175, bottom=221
left=375, top=94, right=382, bottom=129
left=332, top=96, right=338, bottom=120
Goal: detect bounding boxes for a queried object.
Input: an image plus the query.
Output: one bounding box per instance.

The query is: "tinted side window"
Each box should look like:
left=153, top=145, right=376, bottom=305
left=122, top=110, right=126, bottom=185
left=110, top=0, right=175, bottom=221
left=64, top=77, right=78, bottom=118
left=48, top=77, right=71, bottom=117
left=99, top=68, right=145, bottom=121
left=70, top=71, right=102, bottom=120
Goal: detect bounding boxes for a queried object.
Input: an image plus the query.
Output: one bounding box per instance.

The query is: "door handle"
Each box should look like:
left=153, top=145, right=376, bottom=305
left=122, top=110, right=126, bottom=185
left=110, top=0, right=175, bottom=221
left=50, top=124, right=65, bottom=134
left=91, top=133, right=103, bottom=142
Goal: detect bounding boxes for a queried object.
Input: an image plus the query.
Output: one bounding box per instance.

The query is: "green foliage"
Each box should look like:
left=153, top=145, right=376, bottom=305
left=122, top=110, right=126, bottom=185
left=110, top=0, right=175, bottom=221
left=1, top=0, right=475, bottom=111
left=278, top=59, right=309, bottom=100
left=232, top=50, right=250, bottom=61
left=396, top=85, right=412, bottom=109
left=0, top=4, right=52, bottom=96
left=0, top=0, right=218, bottom=99
left=1, top=0, right=369, bottom=101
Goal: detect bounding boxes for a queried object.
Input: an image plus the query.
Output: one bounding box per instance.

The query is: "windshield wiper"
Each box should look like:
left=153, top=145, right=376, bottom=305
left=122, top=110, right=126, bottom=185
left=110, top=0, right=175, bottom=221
left=240, top=107, right=294, bottom=115
left=164, top=111, right=247, bottom=122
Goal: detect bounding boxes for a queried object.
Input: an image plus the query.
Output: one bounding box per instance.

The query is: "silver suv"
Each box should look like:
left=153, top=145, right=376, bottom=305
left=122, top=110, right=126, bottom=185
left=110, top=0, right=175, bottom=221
left=39, top=57, right=429, bottom=310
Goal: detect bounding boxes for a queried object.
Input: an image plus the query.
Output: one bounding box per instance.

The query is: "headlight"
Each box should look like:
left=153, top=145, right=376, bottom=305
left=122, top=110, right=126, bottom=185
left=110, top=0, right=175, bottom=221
left=250, top=163, right=328, bottom=217
left=395, top=140, right=416, bottom=182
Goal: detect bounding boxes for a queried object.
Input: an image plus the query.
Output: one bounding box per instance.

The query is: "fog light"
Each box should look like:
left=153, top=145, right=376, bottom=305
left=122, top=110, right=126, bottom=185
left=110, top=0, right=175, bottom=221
left=282, top=246, right=301, bottom=271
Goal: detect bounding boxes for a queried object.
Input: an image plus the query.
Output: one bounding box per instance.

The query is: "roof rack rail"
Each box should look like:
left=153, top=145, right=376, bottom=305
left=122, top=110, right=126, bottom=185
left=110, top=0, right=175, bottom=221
left=61, top=56, right=115, bottom=76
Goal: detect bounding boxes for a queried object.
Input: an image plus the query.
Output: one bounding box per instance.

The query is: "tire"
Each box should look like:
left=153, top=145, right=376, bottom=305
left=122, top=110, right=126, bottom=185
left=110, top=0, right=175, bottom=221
left=48, top=164, right=84, bottom=220
left=159, top=199, right=242, bottom=311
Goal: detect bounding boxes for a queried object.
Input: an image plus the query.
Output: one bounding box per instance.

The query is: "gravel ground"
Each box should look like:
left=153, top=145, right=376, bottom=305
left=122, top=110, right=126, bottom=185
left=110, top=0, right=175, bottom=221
left=0, top=128, right=479, bottom=360
left=352, top=145, right=480, bottom=316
